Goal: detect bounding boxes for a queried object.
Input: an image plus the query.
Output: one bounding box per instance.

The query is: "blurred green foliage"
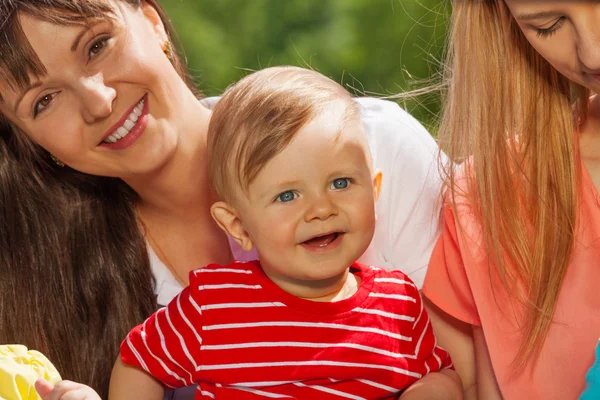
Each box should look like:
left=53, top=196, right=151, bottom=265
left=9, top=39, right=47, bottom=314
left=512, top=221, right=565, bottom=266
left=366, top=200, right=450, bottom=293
left=160, top=0, right=449, bottom=131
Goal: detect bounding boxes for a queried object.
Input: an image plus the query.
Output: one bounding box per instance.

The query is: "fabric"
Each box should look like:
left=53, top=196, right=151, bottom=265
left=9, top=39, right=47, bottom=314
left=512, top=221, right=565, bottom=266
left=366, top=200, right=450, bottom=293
left=122, top=261, right=452, bottom=399
left=422, top=157, right=600, bottom=399
left=580, top=340, right=600, bottom=400
left=149, top=97, right=444, bottom=306
left=0, top=345, right=61, bottom=400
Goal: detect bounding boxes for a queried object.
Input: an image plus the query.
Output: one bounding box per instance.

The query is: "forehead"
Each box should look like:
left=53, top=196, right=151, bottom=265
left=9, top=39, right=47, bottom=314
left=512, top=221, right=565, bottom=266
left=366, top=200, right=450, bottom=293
left=0, top=3, right=115, bottom=97
left=259, top=105, right=371, bottom=178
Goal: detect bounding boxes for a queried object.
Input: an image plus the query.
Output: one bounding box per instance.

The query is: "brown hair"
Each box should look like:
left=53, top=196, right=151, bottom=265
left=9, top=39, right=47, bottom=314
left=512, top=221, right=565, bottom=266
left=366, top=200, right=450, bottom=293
left=0, top=1, right=197, bottom=397
left=438, top=0, right=588, bottom=370
left=208, top=66, right=359, bottom=202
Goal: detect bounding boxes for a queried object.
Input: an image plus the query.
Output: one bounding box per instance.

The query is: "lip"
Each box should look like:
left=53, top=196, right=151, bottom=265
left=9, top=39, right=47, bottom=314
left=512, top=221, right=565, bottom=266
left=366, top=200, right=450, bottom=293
left=98, top=94, right=148, bottom=150
left=299, top=231, right=345, bottom=253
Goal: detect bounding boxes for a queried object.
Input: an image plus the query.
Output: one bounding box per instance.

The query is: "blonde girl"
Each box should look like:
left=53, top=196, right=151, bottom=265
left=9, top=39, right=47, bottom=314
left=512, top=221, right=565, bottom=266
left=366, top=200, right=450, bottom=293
left=423, top=1, right=600, bottom=399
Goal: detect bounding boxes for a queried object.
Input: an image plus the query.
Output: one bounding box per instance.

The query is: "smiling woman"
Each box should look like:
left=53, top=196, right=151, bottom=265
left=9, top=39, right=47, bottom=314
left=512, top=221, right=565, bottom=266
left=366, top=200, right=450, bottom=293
left=0, top=1, right=446, bottom=399
left=0, top=1, right=204, bottom=397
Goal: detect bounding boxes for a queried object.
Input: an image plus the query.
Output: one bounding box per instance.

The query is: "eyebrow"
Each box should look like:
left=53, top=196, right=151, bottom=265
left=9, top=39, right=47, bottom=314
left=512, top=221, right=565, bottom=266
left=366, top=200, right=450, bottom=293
left=516, top=10, right=561, bottom=21
left=13, top=81, right=42, bottom=114
left=13, top=23, right=96, bottom=113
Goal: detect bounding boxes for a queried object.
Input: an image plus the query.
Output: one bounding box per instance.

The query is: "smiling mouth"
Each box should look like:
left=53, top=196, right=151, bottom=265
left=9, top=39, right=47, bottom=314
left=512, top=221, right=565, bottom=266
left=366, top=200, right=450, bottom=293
left=101, top=96, right=146, bottom=144
left=301, top=232, right=341, bottom=248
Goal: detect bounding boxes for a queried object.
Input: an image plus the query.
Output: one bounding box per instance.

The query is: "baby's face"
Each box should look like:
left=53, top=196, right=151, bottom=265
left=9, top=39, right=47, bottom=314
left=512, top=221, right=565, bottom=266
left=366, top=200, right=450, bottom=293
left=234, top=100, right=380, bottom=296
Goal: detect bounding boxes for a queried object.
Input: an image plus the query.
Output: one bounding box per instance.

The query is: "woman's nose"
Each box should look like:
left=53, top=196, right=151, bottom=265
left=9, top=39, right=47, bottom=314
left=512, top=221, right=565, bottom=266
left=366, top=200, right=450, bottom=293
left=77, top=73, right=116, bottom=123
left=577, top=15, right=600, bottom=73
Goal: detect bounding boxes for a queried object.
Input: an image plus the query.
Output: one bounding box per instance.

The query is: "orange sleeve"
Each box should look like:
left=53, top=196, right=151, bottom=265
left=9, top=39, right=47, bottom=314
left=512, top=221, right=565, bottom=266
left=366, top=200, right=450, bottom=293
left=422, top=204, right=481, bottom=326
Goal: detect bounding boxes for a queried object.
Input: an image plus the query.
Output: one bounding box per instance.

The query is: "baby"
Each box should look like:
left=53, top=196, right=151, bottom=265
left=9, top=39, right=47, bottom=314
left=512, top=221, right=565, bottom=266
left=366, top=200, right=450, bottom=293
left=40, top=66, right=461, bottom=399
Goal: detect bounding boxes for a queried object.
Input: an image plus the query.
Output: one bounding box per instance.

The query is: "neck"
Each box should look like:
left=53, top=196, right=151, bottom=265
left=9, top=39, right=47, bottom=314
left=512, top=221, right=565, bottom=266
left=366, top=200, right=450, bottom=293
left=265, top=268, right=358, bottom=302
left=127, top=99, right=215, bottom=218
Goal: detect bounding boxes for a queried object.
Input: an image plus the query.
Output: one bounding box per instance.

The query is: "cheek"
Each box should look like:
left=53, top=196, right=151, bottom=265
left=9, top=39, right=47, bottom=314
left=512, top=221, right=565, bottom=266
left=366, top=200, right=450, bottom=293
left=247, top=207, right=300, bottom=245
left=342, top=194, right=376, bottom=231
left=522, top=33, right=579, bottom=80
left=27, top=117, right=87, bottom=160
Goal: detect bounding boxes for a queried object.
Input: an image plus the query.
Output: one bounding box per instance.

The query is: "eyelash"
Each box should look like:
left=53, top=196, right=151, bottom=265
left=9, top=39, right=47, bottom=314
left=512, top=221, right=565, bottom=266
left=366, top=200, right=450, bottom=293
left=536, top=17, right=566, bottom=38
left=32, top=36, right=111, bottom=118
left=87, top=36, right=111, bottom=60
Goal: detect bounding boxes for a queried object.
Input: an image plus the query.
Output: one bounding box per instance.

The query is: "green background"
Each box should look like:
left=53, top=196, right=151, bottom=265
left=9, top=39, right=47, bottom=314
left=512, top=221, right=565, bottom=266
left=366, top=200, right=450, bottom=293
left=161, top=0, right=449, bottom=131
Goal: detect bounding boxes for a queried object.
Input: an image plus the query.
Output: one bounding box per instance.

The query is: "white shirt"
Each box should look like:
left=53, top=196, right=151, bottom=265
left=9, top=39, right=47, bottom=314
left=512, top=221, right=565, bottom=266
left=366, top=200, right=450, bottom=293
left=150, top=97, right=444, bottom=306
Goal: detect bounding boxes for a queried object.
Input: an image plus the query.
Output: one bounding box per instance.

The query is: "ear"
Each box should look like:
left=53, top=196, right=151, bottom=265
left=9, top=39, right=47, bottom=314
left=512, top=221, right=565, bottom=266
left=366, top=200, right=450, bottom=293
left=372, top=169, right=383, bottom=202
left=210, top=202, right=254, bottom=252
left=141, top=1, right=168, bottom=43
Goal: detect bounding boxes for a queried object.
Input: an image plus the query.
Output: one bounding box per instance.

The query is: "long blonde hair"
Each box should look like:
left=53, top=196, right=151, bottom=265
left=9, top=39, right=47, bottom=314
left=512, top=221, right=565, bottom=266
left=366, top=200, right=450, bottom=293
left=439, top=0, right=589, bottom=369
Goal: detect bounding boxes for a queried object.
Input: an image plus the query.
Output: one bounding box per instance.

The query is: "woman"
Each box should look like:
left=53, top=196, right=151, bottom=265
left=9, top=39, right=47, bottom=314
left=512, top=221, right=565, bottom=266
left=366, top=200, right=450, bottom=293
left=0, top=1, right=443, bottom=398
left=423, top=1, right=600, bottom=399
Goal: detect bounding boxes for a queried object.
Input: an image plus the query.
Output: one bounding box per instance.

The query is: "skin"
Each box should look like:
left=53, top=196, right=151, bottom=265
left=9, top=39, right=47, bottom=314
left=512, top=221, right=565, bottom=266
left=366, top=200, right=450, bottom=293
left=106, top=101, right=462, bottom=400
left=0, top=2, right=228, bottom=398
left=0, top=2, right=232, bottom=285
left=211, top=102, right=382, bottom=301
left=8, top=3, right=459, bottom=399
left=427, top=1, right=600, bottom=399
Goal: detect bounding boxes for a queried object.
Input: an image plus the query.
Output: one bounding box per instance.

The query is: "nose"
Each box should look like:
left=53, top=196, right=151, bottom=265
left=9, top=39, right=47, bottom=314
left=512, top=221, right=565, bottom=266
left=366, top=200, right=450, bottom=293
left=77, top=73, right=116, bottom=123
left=304, top=193, right=338, bottom=222
left=577, top=15, right=600, bottom=73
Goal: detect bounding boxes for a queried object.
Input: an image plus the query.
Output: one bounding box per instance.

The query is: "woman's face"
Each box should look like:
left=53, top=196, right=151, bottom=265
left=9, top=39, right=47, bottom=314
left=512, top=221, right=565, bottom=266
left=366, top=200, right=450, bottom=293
left=0, top=3, right=194, bottom=178
left=505, top=0, right=600, bottom=93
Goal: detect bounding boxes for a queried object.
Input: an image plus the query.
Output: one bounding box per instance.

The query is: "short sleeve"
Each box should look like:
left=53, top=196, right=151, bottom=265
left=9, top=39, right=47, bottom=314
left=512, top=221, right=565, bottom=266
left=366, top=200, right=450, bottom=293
left=356, top=98, right=444, bottom=288
left=120, top=284, right=203, bottom=389
left=422, top=204, right=481, bottom=326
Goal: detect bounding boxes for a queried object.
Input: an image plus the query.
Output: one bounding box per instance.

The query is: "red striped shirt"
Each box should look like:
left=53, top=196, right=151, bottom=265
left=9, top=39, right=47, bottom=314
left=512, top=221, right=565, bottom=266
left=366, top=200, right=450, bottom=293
left=121, top=261, right=452, bottom=399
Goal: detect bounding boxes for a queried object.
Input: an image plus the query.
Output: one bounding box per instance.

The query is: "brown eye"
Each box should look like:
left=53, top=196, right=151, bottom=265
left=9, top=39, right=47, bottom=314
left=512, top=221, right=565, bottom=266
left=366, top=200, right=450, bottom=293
left=34, top=93, right=56, bottom=117
left=89, top=38, right=107, bottom=58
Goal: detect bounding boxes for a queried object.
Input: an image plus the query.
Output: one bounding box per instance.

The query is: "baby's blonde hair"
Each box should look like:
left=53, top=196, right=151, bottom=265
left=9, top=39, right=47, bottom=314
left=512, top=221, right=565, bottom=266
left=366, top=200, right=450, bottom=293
left=207, top=66, right=360, bottom=202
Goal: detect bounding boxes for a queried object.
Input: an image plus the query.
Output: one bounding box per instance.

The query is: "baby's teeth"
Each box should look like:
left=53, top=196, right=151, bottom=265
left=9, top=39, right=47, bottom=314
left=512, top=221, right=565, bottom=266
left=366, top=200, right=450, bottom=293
left=124, top=120, right=135, bottom=130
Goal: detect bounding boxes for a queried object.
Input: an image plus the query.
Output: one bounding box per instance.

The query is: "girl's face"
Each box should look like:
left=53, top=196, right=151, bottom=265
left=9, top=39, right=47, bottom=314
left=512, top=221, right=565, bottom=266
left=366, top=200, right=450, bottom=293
left=0, top=3, right=197, bottom=179
left=505, top=0, right=600, bottom=93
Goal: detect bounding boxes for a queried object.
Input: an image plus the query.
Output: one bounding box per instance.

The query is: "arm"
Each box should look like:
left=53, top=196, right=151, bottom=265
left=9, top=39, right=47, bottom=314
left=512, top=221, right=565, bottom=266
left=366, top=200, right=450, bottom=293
left=108, top=357, right=164, bottom=400
left=425, top=297, right=477, bottom=400
left=473, top=327, right=502, bottom=399
left=398, top=369, right=463, bottom=400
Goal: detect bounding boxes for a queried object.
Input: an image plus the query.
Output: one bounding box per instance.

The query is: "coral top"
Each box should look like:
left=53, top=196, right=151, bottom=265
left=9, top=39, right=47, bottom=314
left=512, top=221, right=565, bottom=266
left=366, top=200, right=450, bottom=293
left=423, top=159, right=600, bottom=399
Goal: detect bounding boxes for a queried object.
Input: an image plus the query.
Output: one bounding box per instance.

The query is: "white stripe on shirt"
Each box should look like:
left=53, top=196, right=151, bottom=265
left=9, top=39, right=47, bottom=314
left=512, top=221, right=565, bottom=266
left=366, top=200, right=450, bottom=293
left=201, top=321, right=412, bottom=341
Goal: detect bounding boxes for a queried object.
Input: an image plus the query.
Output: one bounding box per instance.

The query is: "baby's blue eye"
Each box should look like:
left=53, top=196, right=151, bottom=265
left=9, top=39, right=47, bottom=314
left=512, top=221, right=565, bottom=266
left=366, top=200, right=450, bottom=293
left=331, top=178, right=349, bottom=190
left=277, top=191, right=297, bottom=202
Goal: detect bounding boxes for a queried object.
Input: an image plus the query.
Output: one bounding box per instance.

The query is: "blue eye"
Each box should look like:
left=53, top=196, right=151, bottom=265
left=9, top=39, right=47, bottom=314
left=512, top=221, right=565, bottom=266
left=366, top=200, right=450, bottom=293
left=331, top=178, right=349, bottom=190
left=277, top=191, right=298, bottom=202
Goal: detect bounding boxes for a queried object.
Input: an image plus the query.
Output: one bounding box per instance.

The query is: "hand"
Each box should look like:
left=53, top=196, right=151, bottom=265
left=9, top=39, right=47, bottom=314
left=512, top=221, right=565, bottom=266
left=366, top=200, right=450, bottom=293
left=35, top=379, right=102, bottom=400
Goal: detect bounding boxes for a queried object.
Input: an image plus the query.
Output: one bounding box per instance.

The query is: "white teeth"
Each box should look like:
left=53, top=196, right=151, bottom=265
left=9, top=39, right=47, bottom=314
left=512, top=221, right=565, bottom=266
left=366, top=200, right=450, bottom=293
left=103, top=98, right=145, bottom=144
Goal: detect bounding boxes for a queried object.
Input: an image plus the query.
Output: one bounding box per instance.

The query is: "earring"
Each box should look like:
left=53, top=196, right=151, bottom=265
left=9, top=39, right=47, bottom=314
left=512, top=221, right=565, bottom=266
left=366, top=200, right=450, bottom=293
left=50, top=154, right=64, bottom=167
left=163, top=41, right=173, bottom=62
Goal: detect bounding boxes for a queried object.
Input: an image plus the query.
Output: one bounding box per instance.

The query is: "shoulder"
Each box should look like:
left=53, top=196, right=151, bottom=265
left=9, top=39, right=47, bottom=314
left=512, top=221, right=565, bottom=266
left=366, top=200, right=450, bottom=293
left=354, top=262, right=418, bottom=294
left=354, top=97, right=434, bottom=147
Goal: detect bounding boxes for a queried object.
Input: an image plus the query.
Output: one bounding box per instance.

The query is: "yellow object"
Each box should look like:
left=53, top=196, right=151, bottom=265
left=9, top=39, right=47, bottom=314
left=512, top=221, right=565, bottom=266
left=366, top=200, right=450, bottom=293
left=0, top=345, right=61, bottom=400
